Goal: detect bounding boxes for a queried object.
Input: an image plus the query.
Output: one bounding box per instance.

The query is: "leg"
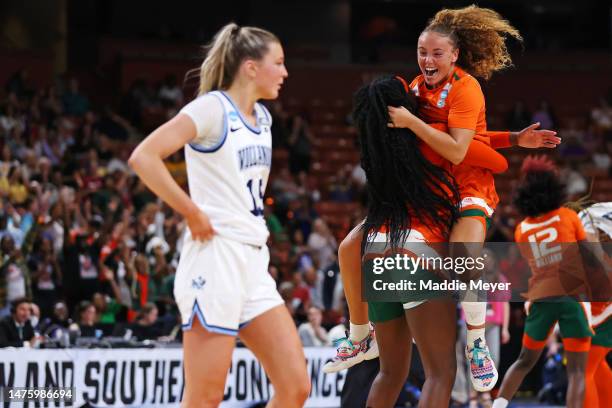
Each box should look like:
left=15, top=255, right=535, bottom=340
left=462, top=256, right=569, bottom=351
left=495, top=346, right=543, bottom=401
left=565, top=350, right=588, bottom=408
left=583, top=345, right=604, bottom=407
left=339, top=223, right=368, bottom=325
left=405, top=299, right=458, bottom=407
left=239, top=305, right=310, bottom=408
left=181, top=319, right=236, bottom=408
left=450, top=216, right=498, bottom=391
left=593, top=346, right=612, bottom=407
left=366, top=317, right=412, bottom=408
left=324, top=223, right=379, bottom=373
left=562, top=337, right=590, bottom=408
left=450, top=217, right=486, bottom=318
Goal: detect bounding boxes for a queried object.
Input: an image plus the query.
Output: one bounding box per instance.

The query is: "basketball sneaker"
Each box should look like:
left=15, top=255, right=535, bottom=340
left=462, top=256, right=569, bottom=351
left=466, top=337, right=498, bottom=392
left=322, top=329, right=378, bottom=373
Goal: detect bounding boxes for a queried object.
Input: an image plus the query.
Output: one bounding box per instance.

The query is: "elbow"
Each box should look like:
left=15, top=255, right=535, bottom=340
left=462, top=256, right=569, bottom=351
left=495, top=158, right=509, bottom=174
left=449, top=152, right=466, bottom=165
left=449, top=144, right=471, bottom=165
left=128, top=149, right=142, bottom=172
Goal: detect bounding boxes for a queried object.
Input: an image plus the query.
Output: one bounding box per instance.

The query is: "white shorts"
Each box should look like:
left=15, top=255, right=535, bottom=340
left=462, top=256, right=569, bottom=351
left=174, top=235, right=283, bottom=336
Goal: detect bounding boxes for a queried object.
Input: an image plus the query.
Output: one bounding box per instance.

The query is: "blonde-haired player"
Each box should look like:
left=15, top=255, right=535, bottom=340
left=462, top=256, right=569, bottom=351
left=129, top=23, right=310, bottom=407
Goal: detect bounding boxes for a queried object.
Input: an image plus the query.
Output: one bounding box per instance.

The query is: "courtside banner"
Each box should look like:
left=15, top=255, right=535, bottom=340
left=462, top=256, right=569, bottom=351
left=0, top=347, right=343, bottom=407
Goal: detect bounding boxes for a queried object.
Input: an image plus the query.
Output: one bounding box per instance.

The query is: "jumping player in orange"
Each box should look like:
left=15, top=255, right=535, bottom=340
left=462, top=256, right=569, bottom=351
left=324, top=5, right=560, bottom=394
left=493, top=156, right=593, bottom=408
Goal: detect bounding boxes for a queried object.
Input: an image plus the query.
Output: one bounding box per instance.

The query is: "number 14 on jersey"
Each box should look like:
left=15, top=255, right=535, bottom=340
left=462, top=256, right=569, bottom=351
left=247, top=177, right=264, bottom=216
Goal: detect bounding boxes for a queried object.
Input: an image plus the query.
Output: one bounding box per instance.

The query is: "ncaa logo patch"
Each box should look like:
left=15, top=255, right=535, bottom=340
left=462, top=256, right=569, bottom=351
left=228, top=111, right=239, bottom=122
left=258, top=116, right=272, bottom=126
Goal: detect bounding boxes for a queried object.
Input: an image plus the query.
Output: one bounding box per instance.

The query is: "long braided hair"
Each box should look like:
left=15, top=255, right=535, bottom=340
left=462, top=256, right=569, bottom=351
left=353, top=75, right=460, bottom=249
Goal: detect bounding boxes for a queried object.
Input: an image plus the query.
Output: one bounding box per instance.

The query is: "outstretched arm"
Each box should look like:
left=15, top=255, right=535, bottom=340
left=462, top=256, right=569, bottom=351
left=489, top=122, right=560, bottom=149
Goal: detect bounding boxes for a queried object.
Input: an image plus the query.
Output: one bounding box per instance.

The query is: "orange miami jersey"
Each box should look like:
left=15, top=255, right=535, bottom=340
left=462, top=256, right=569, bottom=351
left=410, top=67, right=498, bottom=214
left=515, top=207, right=588, bottom=301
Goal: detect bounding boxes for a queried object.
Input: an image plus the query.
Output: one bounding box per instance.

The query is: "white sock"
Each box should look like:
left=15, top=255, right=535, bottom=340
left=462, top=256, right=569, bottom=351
left=462, top=301, right=487, bottom=345
left=492, top=398, right=508, bottom=408
left=349, top=322, right=369, bottom=342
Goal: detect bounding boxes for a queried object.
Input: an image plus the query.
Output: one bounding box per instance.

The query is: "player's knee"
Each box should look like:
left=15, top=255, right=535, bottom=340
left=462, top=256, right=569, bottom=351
left=277, top=374, right=310, bottom=405
left=566, top=361, right=586, bottom=376
left=378, top=368, right=408, bottom=388
left=426, top=361, right=456, bottom=388
left=428, top=373, right=455, bottom=392
left=182, top=389, right=224, bottom=408
left=515, top=349, right=539, bottom=370
left=295, top=375, right=312, bottom=403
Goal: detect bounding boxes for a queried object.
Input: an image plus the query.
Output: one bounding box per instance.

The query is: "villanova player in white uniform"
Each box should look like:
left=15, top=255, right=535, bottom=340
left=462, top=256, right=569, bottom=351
left=177, top=90, right=277, bottom=334
left=129, top=23, right=309, bottom=408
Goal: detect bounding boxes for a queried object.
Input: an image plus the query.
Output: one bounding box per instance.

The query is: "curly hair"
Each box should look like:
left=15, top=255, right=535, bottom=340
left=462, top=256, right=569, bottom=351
left=353, top=76, right=460, bottom=249
left=513, top=155, right=566, bottom=217
left=425, top=5, right=523, bottom=80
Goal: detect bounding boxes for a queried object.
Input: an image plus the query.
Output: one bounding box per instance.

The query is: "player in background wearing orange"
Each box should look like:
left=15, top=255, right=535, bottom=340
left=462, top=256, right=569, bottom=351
left=493, top=156, right=593, bottom=408
left=578, top=202, right=612, bottom=408
left=325, top=4, right=560, bottom=394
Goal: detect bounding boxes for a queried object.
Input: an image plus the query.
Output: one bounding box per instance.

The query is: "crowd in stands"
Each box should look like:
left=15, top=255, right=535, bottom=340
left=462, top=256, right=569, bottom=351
left=0, top=67, right=610, bottom=402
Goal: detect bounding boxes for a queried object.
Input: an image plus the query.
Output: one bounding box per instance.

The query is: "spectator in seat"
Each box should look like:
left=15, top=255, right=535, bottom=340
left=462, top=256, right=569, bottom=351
left=531, top=100, right=557, bottom=131
left=72, top=300, right=98, bottom=338
left=0, top=297, right=36, bottom=347
left=298, top=306, right=330, bottom=346
left=307, top=218, right=337, bottom=270
left=506, top=100, right=531, bottom=131
left=62, top=78, right=90, bottom=116
left=287, top=113, right=314, bottom=175
left=130, top=302, right=163, bottom=341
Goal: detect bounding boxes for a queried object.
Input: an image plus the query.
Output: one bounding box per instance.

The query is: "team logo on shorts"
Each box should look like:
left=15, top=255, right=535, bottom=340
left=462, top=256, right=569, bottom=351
left=191, top=276, right=206, bottom=290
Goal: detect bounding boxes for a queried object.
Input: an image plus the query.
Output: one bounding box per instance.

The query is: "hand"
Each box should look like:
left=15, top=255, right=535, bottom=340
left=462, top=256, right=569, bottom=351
left=501, top=328, right=511, bottom=344
left=387, top=106, right=415, bottom=129
left=516, top=122, right=561, bottom=149
left=186, top=210, right=216, bottom=242
left=102, top=266, right=115, bottom=281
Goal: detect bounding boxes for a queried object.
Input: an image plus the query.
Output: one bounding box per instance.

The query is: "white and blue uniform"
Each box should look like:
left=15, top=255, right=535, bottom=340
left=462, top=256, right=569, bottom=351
left=174, top=91, right=282, bottom=335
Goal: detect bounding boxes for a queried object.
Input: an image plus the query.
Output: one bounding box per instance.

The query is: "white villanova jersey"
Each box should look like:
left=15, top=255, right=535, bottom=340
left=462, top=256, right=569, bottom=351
left=184, top=91, right=272, bottom=246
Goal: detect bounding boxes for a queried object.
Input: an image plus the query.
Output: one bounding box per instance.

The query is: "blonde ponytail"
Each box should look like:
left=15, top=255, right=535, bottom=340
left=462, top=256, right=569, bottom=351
left=197, top=23, right=279, bottom=95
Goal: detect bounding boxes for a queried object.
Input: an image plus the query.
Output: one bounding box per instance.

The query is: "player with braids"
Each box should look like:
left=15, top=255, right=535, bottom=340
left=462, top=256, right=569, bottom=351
left=353, top=75, right=460, bottom=250
left=354, top=75, right=461, bottom=407
left=325, top=5, right=561, bottom=394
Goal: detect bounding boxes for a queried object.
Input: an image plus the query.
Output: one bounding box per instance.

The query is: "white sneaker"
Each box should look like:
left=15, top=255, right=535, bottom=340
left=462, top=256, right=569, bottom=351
left=323, top=330, right=379, bottom=373
left=466, top=337, right=499, bottom=392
